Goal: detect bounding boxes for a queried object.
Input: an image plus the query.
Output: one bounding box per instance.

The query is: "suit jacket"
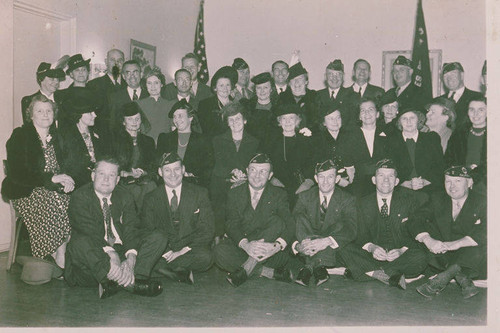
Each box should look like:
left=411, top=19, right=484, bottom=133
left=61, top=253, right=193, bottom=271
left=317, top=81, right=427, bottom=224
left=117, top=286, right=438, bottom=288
left=108, top=88, right=149, bottom=130
left=316, top=86, right=358, bottom=129
left=226, top=183, right=294, bottom=246
left=87, top=75, right=126, bottom=130
left=211, top=130, right=259, bottom=179
left=387, top=131, right=445, bottom=192
left=60, top=124, right=108, bottom=188
left=356, top=188, right=428, bottom=249
left=278, top=88, right=319, bottom=130
left=2, top=123, right=63, bottom=200
left=141, top=181, right=214, bottom=251
left=197, top=96, right=228, bottom=138
left=161, top=81, right=213, bottom=102
left=387, top=83, right=427, bottom=112
left=445, top=125, right=486, bottom=185
left=439, top=88, right=483, bottom=128
left=348, top=83, right=385, bottom=100
left=68, top=183, right=141, bottom=252
left=293, top=186, right=357, bottom=248
left=157, top=130, right=214, bottom=187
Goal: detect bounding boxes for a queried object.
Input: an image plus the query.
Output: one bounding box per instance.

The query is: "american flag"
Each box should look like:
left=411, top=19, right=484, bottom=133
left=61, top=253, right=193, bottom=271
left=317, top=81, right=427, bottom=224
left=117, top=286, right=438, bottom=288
left=194, top=0, right=209, bottom=84
left=412, top=0, right=433, bottom=101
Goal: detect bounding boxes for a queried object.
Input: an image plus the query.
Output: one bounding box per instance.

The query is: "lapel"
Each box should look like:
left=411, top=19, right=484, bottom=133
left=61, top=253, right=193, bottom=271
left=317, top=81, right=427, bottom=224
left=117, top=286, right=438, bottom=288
left=355, top=127, right=371, bottom=158
left=253, top=185, right=268, bottom=211
left=177, top=182, right=195, bottom=228
left=157, top=185, right=173, bottom=227
left=373, top=126, right=386, bottom=158
left=436, top=195, right=453, bottom=239
left=323, top=190, right=342, bottom=226
left=89, top=188, right=106, bottom=236
left=364, top=192, right=380, bottom=232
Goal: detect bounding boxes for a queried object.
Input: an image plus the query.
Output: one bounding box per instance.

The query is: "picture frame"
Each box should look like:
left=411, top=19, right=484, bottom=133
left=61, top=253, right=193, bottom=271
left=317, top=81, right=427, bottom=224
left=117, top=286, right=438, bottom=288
left=130, top=39, right=157, bottom=75
left=382, top=49, right=443, bottom=97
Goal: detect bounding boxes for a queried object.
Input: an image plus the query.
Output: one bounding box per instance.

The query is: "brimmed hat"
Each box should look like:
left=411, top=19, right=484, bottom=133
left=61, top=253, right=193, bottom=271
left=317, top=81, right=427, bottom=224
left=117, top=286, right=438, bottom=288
left=375, top=158, right=397, bottom=172
left=445, top=166, right=472, bottom=178
left=211, top=66, right=238, bottom=90
left=232, top=57, right=249, bottom=70
left=251, top=72, right=272, bottom=85
left=326, top=59, right=344, bottom=72
left=288, top=62, right=308, bottom=81
left=122, top=101, right=142, bottom=117
left=315, top=159, right=339, bottom=174
left=159, top=152, right=182, bottom=167
left=66, top=54, right=91, bottom=74
left=320, top=100, right=342, bottom=117
left=168, top=99, right=195, bottom=118
left=393, top=56, right=413, bottom=69
left=36, top=62, right=65, bottom=82
left=248, top=153, right=272, bottom=165
left=442, top=62, right=464, bottom=75
left=64, top=88, right=99, bottom=115
left=275, top=103, right=302, bottom=117
left=379, top=90, right=398, bottom=108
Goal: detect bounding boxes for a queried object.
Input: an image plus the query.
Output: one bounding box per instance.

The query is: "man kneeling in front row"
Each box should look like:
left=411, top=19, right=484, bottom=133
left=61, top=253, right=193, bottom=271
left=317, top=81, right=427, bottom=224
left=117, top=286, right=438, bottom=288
left=214, top=153, right=296, bottom=286
left=141, top=152, right=214, bottom=284
left=65, top=157, right=163, bottom=298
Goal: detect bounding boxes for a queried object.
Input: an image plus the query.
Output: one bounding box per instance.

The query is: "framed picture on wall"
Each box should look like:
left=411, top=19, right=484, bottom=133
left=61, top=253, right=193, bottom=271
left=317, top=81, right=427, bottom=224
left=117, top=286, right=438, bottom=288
left=130, top=39, right=156, bottom=75
left=382, top=49, right=442, bottom=97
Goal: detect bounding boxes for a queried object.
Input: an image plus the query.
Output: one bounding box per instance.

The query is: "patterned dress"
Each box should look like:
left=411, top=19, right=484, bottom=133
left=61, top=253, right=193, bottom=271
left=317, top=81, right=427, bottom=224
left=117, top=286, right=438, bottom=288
left=12, top=140, right=71, bottom=258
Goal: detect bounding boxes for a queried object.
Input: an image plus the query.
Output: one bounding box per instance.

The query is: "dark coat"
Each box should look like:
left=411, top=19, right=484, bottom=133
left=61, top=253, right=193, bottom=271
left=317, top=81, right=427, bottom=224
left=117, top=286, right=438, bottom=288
left=293, top=186, right=357, bottom=248
left=197, top=96, right=229, bottom=138
left=108, top=88, right=149, bottom=131
left=348, top=83, right=385, bottom=101
left=439, top=88, right=483, bottom=129
left=2, top=123, right=64, bottom=200
left=161, top=81, right=213, bottom=102
left=278, top=88, right=319, bottom=130
left=355, top=188, right=428, bottom=249
left=386, top=83, right=428, bottom=112
left=312, top=127, right=352, bottom=166
left=87, top=75, right=127, bottom=132
left=111, top=130, right=156, bottom=176
left=141, top=181, right=214, bottom=251
left=225, top=183, right=294, bottom=246
left=316, top=87, right=358, bottom=129
left=240, top=97, right=278, bottom=148
left=387, top=131, right=445, bottom=192
left=157, top=130, right=214, bottom=187
left=60, top=124, right=107, bottom=188
left=68, top=183, right=141, bottom=252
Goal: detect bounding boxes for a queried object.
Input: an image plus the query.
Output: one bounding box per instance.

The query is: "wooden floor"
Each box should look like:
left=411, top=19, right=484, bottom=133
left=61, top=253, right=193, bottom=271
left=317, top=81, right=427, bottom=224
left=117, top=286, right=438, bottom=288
left=0, top=251, right=486, bottom=327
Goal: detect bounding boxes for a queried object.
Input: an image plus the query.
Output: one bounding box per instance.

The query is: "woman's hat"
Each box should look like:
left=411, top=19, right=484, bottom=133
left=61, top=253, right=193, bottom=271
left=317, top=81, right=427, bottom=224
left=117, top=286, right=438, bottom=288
left=211, top=66, right=238, bottom=91
left=66, top=54, right=91, bottom=74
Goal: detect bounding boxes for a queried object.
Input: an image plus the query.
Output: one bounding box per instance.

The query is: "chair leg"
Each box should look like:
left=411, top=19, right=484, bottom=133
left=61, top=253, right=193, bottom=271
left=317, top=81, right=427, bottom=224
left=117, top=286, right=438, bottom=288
left=7, top=200, right=22, bottom=271
left=12, top=218, right=22, bottom=266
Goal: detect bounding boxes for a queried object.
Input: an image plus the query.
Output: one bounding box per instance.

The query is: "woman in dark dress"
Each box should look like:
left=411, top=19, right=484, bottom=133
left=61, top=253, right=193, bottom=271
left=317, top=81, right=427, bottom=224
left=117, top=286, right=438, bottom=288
left=376, top=90, right=399, bottom=138
left=112, top=102, right=157, bottom=210
left=445, top=97, right=487, bottom=193
left=157, top=99, right=214, bottom=188
left=265, top=103, right=315, bottom=207
left=197, top=66, right=238, bottom=138
left=210, top=102, right=259, bottom=242
left=2, top=95, right=74, bottom=270
left=60, top=88, right=107, bottom=189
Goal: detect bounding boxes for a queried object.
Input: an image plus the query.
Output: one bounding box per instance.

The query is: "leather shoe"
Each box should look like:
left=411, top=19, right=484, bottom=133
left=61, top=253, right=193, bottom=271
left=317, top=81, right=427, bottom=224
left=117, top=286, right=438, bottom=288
left=416, top=281, right=446, bottom=298
left=132, top=279, right=163, bottom=297
left=389, top=274, right=406, bottom=290
left=158, top=268, right=194, bottom=284
left=313, top=266, right=329, bottom=286
left=295, top=268, right=312, bottom=287
left=274, top=267, right=292, bottom=283
left=99, top=280, right=120, bottom=299
left=226, top=267, right=247, bottom=287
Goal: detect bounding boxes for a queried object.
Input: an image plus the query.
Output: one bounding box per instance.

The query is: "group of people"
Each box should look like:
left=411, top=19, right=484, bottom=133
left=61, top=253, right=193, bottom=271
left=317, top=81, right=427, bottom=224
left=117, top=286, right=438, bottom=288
left=1, top=47, right=486, bottom=300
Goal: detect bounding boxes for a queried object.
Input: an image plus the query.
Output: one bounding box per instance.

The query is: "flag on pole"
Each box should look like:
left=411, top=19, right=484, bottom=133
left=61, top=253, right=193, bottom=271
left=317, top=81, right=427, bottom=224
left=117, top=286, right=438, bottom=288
left=412, top=0, right=432, bottom=100
left=194, top=0, right=209, bottom=84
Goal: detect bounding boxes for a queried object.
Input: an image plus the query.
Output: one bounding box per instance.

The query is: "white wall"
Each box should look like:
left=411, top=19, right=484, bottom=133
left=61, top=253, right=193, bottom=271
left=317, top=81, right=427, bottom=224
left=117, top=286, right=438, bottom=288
left=204, top=0, right=486, bottom=92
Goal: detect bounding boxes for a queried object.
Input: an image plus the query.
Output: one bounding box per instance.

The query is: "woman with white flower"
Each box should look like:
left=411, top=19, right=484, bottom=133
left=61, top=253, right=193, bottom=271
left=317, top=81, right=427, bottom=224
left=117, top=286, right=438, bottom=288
left=2, top=95, right=74, bottom=271
left=265, top=103, right=315, bottom=207
left=210, top=102, right=259, bottom=243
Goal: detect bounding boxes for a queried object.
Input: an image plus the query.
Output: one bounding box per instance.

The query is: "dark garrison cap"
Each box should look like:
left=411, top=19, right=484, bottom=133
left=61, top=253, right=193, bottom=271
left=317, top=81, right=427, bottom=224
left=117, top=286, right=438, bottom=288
left=393, top=56, right=413, bottom=69
left=315, top=159, right=339, bottom=174
left=444, top=166, right=472, bottom=178
left=232, top=58, right=249, bottom=70
left=442, top=62, right=464, bottom=75
left=326, top=59, right=344, bottom=72
left=159, top=152, right=182, bottom=167
left=375, top=158, right=397, bottom=172
left=248, top=153, right=272, bottom=165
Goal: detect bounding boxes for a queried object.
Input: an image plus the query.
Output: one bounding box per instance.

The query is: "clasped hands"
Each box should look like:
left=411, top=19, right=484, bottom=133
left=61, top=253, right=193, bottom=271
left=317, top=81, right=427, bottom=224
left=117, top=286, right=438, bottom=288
left=422, top=236, right=453, bottom=254
left=296, top=238, right=331, bottom=257
left=401, top=177, right=431, bottom=191
left=368, top=244, right=407, bottom=262
left=107, top=252, right=136, bottom=288
left=162, top=247, right=191, bottom=263
left=241, top=239, right=280, bottom=262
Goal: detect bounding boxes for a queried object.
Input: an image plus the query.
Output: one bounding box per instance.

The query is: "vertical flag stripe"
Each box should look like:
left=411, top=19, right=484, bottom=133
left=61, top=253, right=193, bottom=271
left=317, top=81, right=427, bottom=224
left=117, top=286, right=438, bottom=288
left=412, top=0, right=433, bottom=100
left=194, top=0, right=209, bottom=84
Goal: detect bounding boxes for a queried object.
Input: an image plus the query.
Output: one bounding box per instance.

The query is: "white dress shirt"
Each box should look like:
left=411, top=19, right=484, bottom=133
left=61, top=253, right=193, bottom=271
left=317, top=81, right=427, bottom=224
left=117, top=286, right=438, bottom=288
left=165, top=184, right=183, bottom=206
left=127, top=86, right=142, bottom=100
left=353, top=82, right=368, bottom=96
left=449, top=86, right=465, bottom=103
left=107, top=73, right=122, bottom=85
left=402, top=130, right=419, bottom=143
left=177, top=94, right=190, bottom=103
left=376, top=193, right=393, bottom=215
left=329, top=87, right=340, bottom=99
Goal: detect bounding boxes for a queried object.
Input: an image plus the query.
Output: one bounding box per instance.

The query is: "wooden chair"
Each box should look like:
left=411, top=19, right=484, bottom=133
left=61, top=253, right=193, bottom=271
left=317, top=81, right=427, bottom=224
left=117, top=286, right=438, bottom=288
left=3, top=160, right=22, bottom=271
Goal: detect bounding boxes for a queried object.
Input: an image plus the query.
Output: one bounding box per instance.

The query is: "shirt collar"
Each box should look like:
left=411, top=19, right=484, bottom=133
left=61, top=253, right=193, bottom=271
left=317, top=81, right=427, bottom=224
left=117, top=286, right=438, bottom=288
left=165, top=183, right=182, bottom=198
left=452, top=195, right=468, bottom=209
left=127, top=86, right=141, bottom=97
left=329, top=87, right=340, bottom=97
left=377, top=192, right=393, bottom=209
left=249, top=185, right=265, bottom=197
left=107, top=73, right=121, bottom=84
left=353, top=82, right=367, bottom=93
left=397, top=81, right=411, bottom=93
left=319, top=190, right=334, bottom=206
left=276, top=84, right=287, bottom=91
left=450, top=86, right=465, bottom=100
left=40, top=90, right=54, bottom=102
left=178, top=94, right=190, bottom=102
left=403, top=131, right=419, bottom=142
left=94, top=190, right=112, bottom=207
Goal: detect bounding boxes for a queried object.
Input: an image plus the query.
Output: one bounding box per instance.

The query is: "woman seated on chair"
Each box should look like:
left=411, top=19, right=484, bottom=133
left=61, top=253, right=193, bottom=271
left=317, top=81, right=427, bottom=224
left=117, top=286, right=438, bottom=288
left=111, top=102, right=157, bottom=210
left=1, top=95, right=74, bottom=270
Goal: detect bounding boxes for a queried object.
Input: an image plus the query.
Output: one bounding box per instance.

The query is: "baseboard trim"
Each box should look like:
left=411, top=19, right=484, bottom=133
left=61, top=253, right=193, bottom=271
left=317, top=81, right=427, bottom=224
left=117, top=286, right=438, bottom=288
left=0, top=242, right=10, bottom=253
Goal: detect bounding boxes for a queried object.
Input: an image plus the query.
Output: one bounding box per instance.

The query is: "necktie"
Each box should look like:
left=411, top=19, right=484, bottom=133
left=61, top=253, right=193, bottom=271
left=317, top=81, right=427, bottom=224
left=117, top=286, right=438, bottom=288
left=331, top=90, right=335, bottom=100
left=452, top=201, right=461, bottom=220
left=279, top=87, right=284, bottom=93
left=132, top=89, right=139, bottom=101
left=357, top=86, right=362, bottom=97
left=102, top=198, right=115, bottom=246
left=320, top=196, right=328, bottom=221
left=171, top=189, right=178, bottom=212
left=449, top=91, right=456, bottom=102
left=251, top=191, right=260, bottom=210
left=381, top=198, right=389, bottom=218
left=396, top=87, right=401, bottom=96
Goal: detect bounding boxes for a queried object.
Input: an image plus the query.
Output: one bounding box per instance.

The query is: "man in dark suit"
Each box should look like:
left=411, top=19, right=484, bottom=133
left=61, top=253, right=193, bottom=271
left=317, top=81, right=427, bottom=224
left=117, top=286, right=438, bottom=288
left=292, top=159, right=357, bottom=286
left=87, top=49, right=126, bottom=133
left=108, top=60, right=149, bottom=130
left=231, top=57, right=254, bottom=102
left=349, top=59, right=385, bottom=100
left=439, top=62, right=483, bottom=128
left=161, top=53, right=213, bottom=101
left=141, top=152, right=214, bottom=284
left=65, top=157, right=163, bottom=298
left=386, top=56, right=426, bottom=112
left=415, top=166, right=486, bottom=299
left=21, top=62, right=65, bottom=124
left=315, top=59, right=358, bottom=128
left=340, top=159, right=429, bottom=290
left=271, top=60, right=289, bottom=99
left=214, top=153, right=296, bottom=286
left=278, top=62, right=318, bottom=130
